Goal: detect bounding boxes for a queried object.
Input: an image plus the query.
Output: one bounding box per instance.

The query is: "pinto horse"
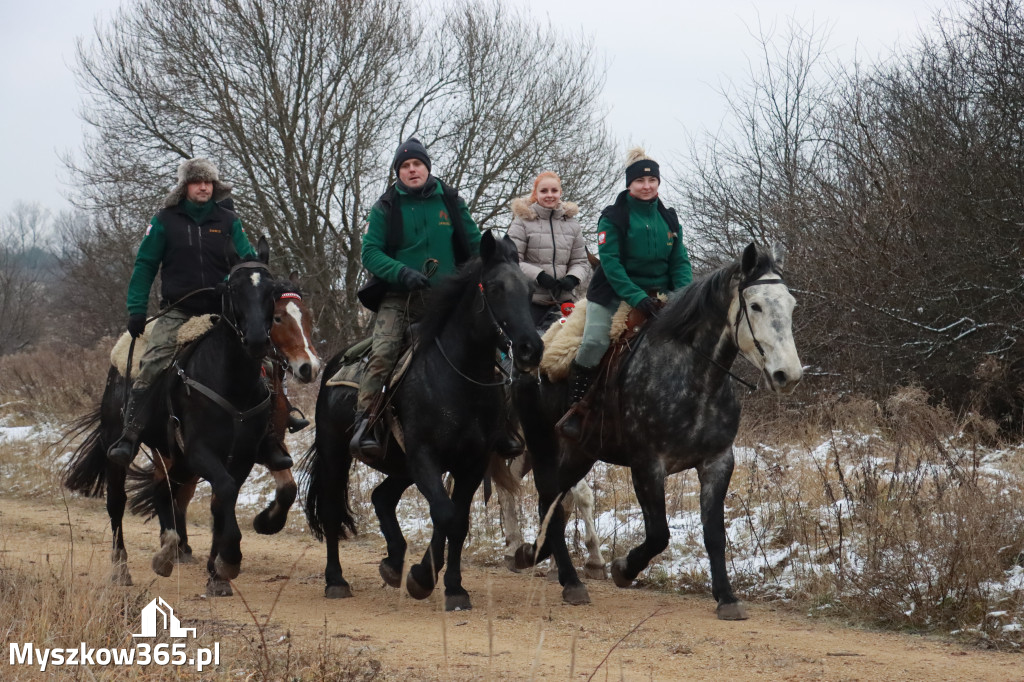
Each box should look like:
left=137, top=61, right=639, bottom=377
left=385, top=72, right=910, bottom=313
left=63, top=239, right=287, bottom=593
left=513, top=243, right=802, bottom=618
left=304, top=231, right=543, bottom=610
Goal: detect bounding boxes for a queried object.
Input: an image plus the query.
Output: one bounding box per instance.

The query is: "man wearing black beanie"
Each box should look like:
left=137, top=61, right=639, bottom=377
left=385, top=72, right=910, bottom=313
left=351, top=137, right=483, bottom=459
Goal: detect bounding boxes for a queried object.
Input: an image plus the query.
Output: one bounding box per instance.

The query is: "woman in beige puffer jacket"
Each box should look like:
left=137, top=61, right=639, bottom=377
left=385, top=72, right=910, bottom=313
left=507, top=171, right=591, bottom=329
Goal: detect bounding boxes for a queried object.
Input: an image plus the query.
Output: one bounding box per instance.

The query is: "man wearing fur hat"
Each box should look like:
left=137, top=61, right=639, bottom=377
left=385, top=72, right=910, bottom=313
left=350, top=137, right=485, bottom=459
left=107, top=158, right=284, bottom=467
left=559, top=147, right=693, bottom=440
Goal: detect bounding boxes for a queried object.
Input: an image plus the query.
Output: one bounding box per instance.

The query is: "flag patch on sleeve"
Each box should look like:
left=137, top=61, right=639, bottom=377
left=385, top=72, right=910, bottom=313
left=597, top=231, right=606, bottom=245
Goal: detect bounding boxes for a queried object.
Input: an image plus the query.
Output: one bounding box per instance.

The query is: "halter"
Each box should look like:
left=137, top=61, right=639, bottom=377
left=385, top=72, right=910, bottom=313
left=432, top=280, right=516, bottom=388
left=732, top=274, right=787, bottom=389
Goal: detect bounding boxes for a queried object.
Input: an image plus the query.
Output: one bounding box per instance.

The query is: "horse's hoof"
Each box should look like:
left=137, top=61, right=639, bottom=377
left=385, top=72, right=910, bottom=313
left=111, top=567, right=133, bottom=586
left=253, top=510, right=287, bottom=535
left=610, top=558, right=632, bottom=588
left=206, top=577, right=233, bottom=597
left=503, top=556, right=522, bottom=573
left=325, top=583, right=354, bottom=599
left=445, top=593, right=472, bottom=611
left=151, top=552, right=174, bottom=577
left=175, top=551, right=195, bottom=565
left=378, top=560, right=402, bottom=588
left=562, top=583, right=591, bottom=605
left=717, top=601, right=749, bottom=621
left=583, top=563, right=607, bottom=580
left=406, top=568, right=434, bottom=600
left=513, top=543, right=537, bottom=569
left=214, top=556, right=240, bottom=580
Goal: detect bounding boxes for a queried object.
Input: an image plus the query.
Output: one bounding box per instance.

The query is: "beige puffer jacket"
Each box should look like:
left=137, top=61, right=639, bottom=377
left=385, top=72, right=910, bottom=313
left=506, top=196, right=591, bottom=305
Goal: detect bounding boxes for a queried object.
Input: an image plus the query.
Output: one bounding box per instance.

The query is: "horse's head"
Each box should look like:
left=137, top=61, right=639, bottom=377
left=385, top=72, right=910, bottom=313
left=731, top=243, right=802, bottom=394
left=479, top=230, right=543, bottom=371
left=222, top=236, right=276, bottom=359
left=271, top=272, right=322, bottom=383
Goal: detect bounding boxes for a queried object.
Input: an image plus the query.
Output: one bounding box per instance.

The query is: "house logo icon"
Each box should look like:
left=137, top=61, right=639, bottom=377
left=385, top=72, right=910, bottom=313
left=132, top=597, right=197, bottom=639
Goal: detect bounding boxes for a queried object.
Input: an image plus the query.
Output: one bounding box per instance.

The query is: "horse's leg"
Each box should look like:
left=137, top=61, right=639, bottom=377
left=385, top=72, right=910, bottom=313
left=610, top=461, right=670, bottom=589
left=519, top=451, right=592, bottom=605
left=572, top=479, right=607, bottom=579
left=191, top=448, right=252, bottom=596
left=253, top=468, right=297, bottom=535
left=204, top=492, right=232, bottom=597
left=698, top=449, right=748, bottom=620
left=406, top=450, right=456, bottom=601
left=106, top=463, right=132, bottom=586
left=498, top=484, right=524, bottom=569
left=149, top=456, right=183, bottom=579
left=371, top=473, right=414, bottom=588
left=173, top=477, right=198, bottom=563
left=438, top=471, right=481, bottom=611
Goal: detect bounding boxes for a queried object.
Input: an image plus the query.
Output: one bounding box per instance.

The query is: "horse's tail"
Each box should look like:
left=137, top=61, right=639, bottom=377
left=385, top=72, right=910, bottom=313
left=488, top=454, right=521, bottom=496
left=125, top=463, right=160, bottom=519
left=300, top=437, right=357, bottom=542
left=61, top=409, right=108, bottom=497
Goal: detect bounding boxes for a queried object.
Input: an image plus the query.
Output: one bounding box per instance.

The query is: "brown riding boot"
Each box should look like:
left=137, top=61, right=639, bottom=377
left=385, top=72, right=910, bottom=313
left=556, top=361, right=598, bottom=441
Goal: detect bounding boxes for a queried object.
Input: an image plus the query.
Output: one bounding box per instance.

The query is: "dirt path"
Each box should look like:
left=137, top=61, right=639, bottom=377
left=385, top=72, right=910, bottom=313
left=0, top=493, right=1019, bottom=681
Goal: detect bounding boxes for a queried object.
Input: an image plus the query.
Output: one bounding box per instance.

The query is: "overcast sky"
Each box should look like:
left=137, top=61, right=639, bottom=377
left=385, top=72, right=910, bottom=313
left=0, top=0, right=943, bottom=216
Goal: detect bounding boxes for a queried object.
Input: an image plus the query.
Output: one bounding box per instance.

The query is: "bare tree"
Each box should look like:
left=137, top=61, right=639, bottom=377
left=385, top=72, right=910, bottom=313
left=0, top=203, right=53, bottom=354
left=67, top=0, right=616, bottom=347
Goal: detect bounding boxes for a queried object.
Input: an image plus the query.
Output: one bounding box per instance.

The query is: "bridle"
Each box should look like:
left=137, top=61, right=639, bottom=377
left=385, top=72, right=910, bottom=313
left=731, top=274, right=788, bottom=389
left=219, top=260, right=274, bottom=343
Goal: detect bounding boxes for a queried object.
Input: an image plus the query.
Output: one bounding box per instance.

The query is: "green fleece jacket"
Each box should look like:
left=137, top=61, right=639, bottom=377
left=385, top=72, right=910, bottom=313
left=596, top=194, right=692, bottom=307
left=361, top=182, right=481, bottom=288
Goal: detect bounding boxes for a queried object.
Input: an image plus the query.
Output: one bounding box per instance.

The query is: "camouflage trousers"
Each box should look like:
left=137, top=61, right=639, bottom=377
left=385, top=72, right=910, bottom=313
left=133, top=308, right=192, bottom=390
left=357, top=291, right=427, bottom=410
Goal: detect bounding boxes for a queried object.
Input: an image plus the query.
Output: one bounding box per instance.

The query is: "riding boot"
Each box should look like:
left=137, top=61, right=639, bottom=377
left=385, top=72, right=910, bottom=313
left=107, top=387, right=152, bottom=467
left=256, top=437, right=294, bottom=471
left=493, top=429, right=525, bottom=458
left=557, top=361, right=598, bottom=441
left=286, top=403, right=309, bottom=433
left=350, top=409, right=384, bottom=460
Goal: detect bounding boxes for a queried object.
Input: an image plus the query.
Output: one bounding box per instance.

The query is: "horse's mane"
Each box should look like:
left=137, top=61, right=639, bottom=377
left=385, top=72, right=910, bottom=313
left=648, top=249, right=779, bottom=344
left=412, top=257, right=487, bottom=350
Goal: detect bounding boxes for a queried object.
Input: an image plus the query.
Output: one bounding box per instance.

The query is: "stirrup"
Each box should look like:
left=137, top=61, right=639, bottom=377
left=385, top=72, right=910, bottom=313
left=349, top=416, right=384, bottom=461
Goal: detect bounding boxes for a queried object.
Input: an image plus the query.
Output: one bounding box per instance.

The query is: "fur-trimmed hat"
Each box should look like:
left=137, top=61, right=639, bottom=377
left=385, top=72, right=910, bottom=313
left=163, top=158, right=234, bottom=208
left=624, top=146, right=660, bottom=187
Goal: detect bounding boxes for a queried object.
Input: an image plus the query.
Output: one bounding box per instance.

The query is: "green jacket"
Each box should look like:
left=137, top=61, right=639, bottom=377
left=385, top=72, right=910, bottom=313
left=361, top=180, right=481, bottom=289
left=127, top=199, right=256, bottom=315
left=591, top=192, right=692, bottom=307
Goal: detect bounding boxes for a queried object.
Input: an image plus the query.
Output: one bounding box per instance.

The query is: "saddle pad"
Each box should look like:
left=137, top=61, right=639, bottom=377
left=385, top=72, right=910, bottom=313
left=109, top=315, right=217, bottom=377
left=539, top=300, right=634, bottom=382
left=325, top=343, right=414, bottom=389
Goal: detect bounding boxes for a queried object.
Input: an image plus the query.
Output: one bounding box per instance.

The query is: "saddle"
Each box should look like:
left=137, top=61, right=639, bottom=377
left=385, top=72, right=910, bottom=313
left=109, top=315, right=218, bottom=377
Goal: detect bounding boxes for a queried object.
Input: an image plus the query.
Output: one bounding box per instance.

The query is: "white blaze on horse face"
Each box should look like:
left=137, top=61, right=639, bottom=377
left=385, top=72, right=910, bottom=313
left=730, top=275, right=802, bottom=394
left=250, top=272, right=261, bottom=287
left=285, top=300, right=321, bottom=378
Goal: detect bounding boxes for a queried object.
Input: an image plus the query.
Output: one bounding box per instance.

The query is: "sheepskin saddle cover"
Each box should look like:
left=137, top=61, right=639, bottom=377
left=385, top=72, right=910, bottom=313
left=539, top=300, right=633, bottom=382
left=109, top=315, right=217, bottom=377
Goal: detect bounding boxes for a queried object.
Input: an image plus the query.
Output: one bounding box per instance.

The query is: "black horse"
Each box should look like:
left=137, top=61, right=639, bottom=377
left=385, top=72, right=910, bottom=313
left=513, top=243, right=802, bottom=618
left=63, top=239, right=283, bottom=595
left=303, top=230, right=543, bottom=610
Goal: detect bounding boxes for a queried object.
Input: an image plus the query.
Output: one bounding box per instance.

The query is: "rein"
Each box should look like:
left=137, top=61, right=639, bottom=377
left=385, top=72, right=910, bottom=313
left=432, top=281, right=513, bottom=389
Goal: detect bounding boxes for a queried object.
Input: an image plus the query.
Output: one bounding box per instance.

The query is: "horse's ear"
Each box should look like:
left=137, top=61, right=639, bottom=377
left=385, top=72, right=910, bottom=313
left=257, top=235, right=270, bottom=265
left=741, top=243, right=759, bottom=276
left=501, top=234, right=519, bottom=263
left=771, top=242, right=787, bottom=270
left=289, top=270, right=300, bottom=285
left=479, top=229, right=497, bottom=263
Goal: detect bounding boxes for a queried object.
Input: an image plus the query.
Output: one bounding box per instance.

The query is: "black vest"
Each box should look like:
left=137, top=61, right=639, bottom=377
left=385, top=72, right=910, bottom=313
left=156, top=202, right=239, bottom=314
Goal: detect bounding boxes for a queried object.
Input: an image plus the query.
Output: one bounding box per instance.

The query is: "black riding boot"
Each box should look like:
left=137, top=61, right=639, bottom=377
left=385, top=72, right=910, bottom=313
left=286, top=404, right=309, bottom=433
left=107, top=387, right=151, bottom=467
left=493, top=429, right=525, bottom=457
left=350, top=409, right=384, bottom=460
left=557, top=361, right=598, bottom=441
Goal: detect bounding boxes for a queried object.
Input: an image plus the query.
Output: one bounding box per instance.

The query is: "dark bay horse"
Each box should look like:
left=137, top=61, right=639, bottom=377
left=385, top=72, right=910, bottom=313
left=63, top=239, right=287, bottom=593
left=513, top=243, right=802, bottom=618
left=303, top=230, right=543, bottom=610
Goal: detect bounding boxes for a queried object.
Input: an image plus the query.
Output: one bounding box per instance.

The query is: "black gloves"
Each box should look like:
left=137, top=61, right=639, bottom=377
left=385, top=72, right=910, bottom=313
left=398, top=266, right=431, bottom=290
left=557, top=275, right=579, bottom=292
left=127, top=313, right=147, bottom=338
left=634, top=296, right=662, bottom=319
left=536, top=271, right=558, bottom=291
